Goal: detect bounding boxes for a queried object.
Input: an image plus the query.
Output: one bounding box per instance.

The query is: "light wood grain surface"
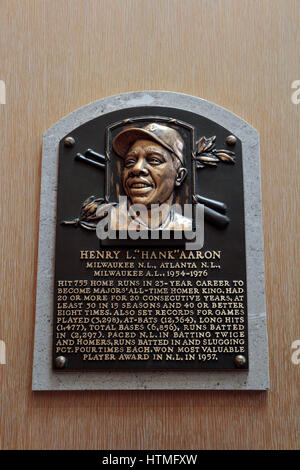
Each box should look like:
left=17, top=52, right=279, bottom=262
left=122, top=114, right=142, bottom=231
left=0, top=0, right=299, bottom=450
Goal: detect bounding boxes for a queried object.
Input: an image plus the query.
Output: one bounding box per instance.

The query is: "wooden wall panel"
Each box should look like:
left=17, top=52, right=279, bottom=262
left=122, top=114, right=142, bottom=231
left=0, top=0, right=299, bottom=449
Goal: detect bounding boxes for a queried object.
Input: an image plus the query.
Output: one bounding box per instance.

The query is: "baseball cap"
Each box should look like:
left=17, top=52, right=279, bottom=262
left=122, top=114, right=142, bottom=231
left=112, top=122, right=185, bottom=164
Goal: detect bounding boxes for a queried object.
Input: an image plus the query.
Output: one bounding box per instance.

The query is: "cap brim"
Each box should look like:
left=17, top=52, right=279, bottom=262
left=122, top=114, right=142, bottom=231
left=112, top=127, right=174, bottom=158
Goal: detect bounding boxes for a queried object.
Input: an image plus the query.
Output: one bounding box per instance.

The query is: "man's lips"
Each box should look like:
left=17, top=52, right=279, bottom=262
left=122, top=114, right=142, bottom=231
left=128, top=179, right=153, bottom=189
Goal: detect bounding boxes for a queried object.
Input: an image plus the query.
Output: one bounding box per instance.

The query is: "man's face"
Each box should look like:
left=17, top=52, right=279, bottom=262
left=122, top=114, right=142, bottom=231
left=122, top=139, right=179, bottom=207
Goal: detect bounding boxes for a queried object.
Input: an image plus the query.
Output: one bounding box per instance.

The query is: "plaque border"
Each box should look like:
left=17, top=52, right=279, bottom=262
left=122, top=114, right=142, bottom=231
left=32, top=91, right=269, bottom=390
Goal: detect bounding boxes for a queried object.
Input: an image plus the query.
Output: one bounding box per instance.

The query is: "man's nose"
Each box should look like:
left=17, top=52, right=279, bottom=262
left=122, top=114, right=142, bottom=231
left=130, top=157, right=148, bottom=175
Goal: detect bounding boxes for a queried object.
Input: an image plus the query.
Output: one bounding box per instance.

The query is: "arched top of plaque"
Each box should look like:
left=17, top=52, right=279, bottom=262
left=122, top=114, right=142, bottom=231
left=44, top=91, right=257, bottom=138
left=42, top=92, right=261, bottom=235
left=44, top=91, right=258, bottom=139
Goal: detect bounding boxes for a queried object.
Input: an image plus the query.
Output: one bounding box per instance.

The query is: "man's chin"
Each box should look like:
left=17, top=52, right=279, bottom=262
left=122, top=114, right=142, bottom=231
left=129, top=196, right=152, bottom=207
left=126, top=189, right=153, bottom=206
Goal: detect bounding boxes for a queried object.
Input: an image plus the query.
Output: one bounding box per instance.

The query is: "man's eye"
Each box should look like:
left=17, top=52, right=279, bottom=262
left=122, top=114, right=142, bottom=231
left=125, top=159, right=136, bottom=168
left=148, top=157, right=162, bottom=165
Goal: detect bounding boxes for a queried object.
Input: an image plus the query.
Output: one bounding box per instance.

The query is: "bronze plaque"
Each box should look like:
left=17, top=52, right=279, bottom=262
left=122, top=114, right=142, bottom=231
left=53, top=106, right=248, bottom=371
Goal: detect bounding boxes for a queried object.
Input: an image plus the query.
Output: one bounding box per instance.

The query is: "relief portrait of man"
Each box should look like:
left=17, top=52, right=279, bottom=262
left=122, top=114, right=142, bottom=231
left=62, top=122, right=194, bottom=234
left=107, top=122, right=192, bottom=231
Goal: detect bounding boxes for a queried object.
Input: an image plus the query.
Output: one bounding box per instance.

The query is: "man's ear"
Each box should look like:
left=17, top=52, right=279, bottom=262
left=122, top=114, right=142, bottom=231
left=175, top=167, right=188, bottom=187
